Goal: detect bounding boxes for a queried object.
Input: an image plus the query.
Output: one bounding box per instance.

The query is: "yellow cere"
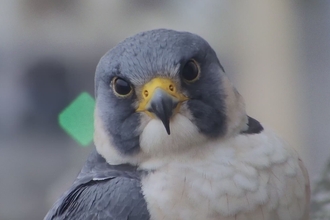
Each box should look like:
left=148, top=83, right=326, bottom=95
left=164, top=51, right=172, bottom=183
left=137, top=77, right=188, bottom=112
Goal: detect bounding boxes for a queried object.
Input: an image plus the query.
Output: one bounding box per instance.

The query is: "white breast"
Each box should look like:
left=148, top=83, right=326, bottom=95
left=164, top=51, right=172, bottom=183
left=141, top=128, right=308, bottom=220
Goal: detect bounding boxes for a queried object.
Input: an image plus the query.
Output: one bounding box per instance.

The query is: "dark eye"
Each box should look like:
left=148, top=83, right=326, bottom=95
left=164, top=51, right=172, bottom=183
left=112, top=77, right=132, bottom=97
left=181, top=59, right=200, bottom=82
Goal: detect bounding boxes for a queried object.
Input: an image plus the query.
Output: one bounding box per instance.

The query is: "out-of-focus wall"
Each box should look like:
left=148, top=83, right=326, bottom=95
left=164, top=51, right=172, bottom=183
left=0, top=1, right=328, bottom=219
left=229, top=1, right=307, bottom=163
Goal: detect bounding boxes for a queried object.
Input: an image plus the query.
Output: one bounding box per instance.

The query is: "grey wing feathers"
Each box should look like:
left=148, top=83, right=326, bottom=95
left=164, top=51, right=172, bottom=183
left=44, top=150, right=150, bottom=220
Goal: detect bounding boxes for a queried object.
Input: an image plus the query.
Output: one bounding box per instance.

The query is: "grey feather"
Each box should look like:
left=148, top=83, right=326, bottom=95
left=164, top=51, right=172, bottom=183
left=44, top=150, right=149, bottom=220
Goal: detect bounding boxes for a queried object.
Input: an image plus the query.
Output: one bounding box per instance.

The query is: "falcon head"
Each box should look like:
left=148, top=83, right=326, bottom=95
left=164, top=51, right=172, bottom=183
left=94, top=29, right=247, bottom=165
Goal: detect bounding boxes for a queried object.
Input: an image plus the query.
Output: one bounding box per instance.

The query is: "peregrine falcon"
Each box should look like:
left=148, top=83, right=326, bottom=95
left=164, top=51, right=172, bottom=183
left=45, top=29, right=310, bottom=220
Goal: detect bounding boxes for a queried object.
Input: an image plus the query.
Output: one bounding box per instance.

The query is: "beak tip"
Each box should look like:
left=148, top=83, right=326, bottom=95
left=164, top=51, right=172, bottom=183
left=164, top=123, right=171, bottom=135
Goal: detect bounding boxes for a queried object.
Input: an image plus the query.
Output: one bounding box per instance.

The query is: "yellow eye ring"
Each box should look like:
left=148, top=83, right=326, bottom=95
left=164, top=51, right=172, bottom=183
left=112, top=77, right=133, bottom=97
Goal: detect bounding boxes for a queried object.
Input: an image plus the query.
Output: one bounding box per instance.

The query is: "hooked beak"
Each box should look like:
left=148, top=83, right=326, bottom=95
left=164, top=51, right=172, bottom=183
left=147, top=88, right=178, bottom=134
left=137, top=78, right=188, bottom=135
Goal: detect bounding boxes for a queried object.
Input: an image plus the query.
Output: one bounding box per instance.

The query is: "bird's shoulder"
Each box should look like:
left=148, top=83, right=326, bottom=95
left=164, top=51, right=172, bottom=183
left=235, top=121, right=310, bottom=219
left=44, top=150, right=149, bottom=220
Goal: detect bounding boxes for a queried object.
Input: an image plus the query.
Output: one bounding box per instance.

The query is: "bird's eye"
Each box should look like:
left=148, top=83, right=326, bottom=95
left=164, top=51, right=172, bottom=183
left=181, top=59, right=200, bottom=82
left=112, top=77, right=132, bottom=97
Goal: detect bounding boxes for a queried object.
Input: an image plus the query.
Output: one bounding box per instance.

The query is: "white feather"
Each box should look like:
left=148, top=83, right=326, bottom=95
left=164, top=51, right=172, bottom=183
left=141, top=128, right=309, bottom=220
left=139, top=113, right=207, bottom=157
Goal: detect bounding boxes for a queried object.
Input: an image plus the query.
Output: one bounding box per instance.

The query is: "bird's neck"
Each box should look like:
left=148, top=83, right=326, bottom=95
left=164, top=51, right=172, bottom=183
left=94, top=110, right=148, bottom=166
left=221, top=76, right=248, bottom=137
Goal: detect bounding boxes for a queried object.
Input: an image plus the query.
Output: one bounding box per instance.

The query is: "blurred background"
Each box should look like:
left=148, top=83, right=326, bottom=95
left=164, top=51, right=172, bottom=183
left=0, top=1, right=329, bottom=219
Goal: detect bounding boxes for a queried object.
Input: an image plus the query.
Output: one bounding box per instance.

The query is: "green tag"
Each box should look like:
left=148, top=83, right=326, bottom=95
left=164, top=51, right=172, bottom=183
left=59, top=92, right=95, bottom=146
